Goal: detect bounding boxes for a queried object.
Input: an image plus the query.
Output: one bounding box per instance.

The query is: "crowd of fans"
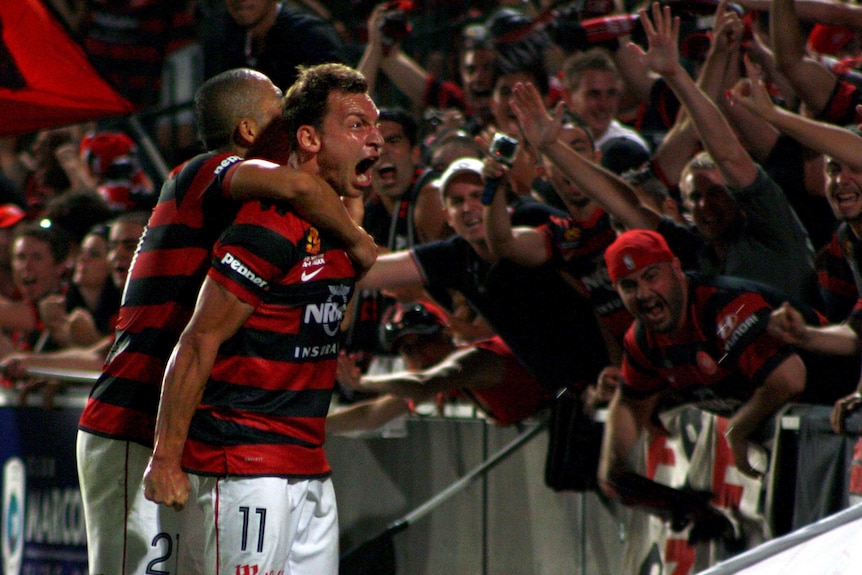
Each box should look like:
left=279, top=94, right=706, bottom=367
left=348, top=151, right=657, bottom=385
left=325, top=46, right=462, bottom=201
left=7, top=0, right=862, bottom=570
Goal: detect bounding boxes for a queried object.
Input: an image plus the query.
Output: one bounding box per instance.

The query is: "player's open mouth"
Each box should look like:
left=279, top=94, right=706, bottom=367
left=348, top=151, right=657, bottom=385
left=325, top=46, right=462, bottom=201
left=355, top=157, right=378, bottom=187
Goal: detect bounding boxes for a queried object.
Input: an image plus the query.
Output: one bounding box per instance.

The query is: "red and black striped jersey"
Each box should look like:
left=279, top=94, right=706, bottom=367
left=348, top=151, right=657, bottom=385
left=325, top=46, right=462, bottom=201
left=621, top=275, right=800, bottom=417
left=816, top=232, right=858, bottom=322
left=82, top=1, right=193, bottom=108
left=182, top=200, right=355, bottom=478
left=540, top=209, right=634, bottom=341
left=79, top=152, right=243, bottom=447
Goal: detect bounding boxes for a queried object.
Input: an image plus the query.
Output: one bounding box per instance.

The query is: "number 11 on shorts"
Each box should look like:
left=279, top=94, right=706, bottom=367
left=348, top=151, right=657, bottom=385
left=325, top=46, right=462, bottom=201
left=239, top=506, right=267, bottom=553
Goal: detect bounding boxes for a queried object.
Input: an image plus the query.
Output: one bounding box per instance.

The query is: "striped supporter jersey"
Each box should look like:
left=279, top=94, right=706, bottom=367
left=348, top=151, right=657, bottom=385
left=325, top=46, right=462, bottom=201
left=182, top=200, right=355, bottom=478
left=620, top=274, right=800, bottom=416
left=79, top=152, right=243, bottom=447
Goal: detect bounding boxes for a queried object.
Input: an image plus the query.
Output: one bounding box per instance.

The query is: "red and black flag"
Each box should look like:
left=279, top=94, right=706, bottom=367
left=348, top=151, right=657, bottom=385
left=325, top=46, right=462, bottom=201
left=0, top=0, right=133, bottom=137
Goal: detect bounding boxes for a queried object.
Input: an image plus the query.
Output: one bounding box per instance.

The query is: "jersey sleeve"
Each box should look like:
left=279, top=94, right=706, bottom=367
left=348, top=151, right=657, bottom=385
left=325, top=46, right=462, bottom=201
left=208, top=201, right=299, bottom=307
left=537, top=221, right=564, bottom=265
left=710, top=290, right=793, bottom=386
left=212, top=155, right=244, bottom=200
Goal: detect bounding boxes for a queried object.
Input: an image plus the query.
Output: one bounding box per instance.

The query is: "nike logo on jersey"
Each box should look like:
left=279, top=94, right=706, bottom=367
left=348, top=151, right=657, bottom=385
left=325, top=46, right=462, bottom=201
left=301, top=268, right=324, bottom=282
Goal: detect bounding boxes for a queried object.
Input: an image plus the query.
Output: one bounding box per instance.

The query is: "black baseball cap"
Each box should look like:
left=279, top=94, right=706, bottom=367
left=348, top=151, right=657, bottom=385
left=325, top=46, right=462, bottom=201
left=379, top=301, right=448, bottom=352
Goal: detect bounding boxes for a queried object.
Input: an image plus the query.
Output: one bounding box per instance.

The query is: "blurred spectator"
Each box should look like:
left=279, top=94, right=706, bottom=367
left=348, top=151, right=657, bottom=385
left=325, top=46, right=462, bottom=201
left=38, top=224, right=118, bottom=349
left=0, top=213, right=147, bottom=407
left=619, top=164, right=685, bottom=226
left=156, top=1, right=205, bottom=164
left=426, top=129, right=484, bottom=174
left=17, top=128, right=89, bottom=217
left=343, top=107, right=438, bottom=396
left=78, top=132, right=157, bottom=213
left=600, top=136, right=651, bottom=176
left=47, top=0, right=202, bottom=166
left=487, top=40, right=556, bottom=197
left=737, top=0, right=862, bottom=117
left=727, top=58, right=862, bottom=320
left=203, top=0, right=347, bottom=91
left=0, top=224, right=71, bottom=358
left=483, top=110, right=631, bottom=363
left=42, top=190, right=114, bottom=257
left=562, top=47, right=651, bottom=152
left=76, top=1, right=196, bottom=110
left=511, top=3, right=820, bottom=308
left=364, top=107, right=427, bottom=251
left=769, top=0, right=861, bottom=125
left=358, top=2, right=497, bottom=132
left=508, top=81, right=685, bottom=240
left=702, top=3, right=839, bottom=253
left=0, top=204, right=26, bottom=300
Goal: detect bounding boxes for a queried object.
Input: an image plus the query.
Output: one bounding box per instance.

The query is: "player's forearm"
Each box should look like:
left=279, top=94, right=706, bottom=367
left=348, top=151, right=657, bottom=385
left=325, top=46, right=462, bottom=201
left=265, top=167, right=368, bottom=248
left=231, top=162, right=349, bottom=225
left=151, top=337, right=216, bottom=463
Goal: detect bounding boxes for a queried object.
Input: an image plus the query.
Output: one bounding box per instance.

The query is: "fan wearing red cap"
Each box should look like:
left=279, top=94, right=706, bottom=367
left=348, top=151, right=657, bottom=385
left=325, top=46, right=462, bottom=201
left=597, top=226, right=849, bottom=539
left=604, top=229, right=684, bottom=334
left=605, top=229, right=675, bottom=282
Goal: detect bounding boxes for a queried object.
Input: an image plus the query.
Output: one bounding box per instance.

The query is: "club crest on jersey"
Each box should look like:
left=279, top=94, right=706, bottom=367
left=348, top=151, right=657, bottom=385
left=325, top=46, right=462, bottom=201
left=305, top=227, right=321, bottom=255
left=716, top=313, right=738, bottom=339
left=564, top=227, right=582, bottom=242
